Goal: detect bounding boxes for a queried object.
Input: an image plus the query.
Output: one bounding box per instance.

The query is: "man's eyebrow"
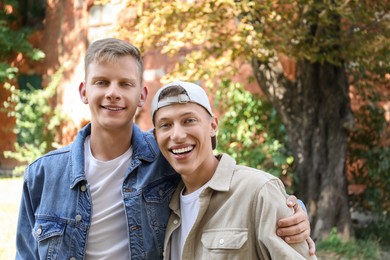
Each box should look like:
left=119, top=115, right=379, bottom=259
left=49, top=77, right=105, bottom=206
left=118, top=77, right=137, bottom=82
left=89, top=76, right=137, bottom=82
left=156, top=111, right=197, bottom=121
left=90, top=76, right=106, bottom=81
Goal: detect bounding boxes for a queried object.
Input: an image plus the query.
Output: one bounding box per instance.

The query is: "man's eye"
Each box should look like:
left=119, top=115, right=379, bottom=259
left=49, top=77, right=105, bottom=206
left=95, top=80, right=107, bottom=86
left=158, top=123, right=170, bottom=129
left=122, top=82, right=133, bottom=87
left=186, top=118, right=197, bottom=124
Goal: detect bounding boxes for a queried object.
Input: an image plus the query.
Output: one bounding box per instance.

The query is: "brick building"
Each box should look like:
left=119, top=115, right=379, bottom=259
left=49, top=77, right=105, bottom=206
left=1, top=0, right=388, bottom=176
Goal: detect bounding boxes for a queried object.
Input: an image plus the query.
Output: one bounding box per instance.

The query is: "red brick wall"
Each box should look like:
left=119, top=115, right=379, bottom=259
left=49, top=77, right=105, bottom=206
left=0, top=0, right=91, bottom=172
left=1, top=1, right=388, bottom=175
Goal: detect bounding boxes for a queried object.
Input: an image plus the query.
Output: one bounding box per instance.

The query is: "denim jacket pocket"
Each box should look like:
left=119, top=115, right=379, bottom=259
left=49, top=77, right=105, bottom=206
left=32, top=218, right=66, bottom=259
left=201, top=229, right=249, bottom=259
left=33, top=219, right=65, bottom=241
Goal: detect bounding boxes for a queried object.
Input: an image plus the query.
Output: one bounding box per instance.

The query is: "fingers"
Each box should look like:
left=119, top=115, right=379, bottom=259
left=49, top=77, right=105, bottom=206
left=306, top=237, right=316, bottom=256
left=278, top=205, right=306, bottom=227
left=283, top=229, right=310, bottom=244
left=280, top=195, right=315, bottom=255
left=286, top=195, right=298, bottom=208
left=277, top=219, right=310, bottom=243
left=277, top=207, right=310, bottom=244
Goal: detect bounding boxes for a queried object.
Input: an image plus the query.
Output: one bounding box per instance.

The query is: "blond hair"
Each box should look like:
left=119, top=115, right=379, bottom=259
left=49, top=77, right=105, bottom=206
left=84, top=38, right=144, bottom=83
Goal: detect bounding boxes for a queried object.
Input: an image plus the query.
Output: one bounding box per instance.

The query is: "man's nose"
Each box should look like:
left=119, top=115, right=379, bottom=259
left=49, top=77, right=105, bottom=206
left=171, top=124, right=186, bottom=142
left=105, top=84, right=121, bottom=100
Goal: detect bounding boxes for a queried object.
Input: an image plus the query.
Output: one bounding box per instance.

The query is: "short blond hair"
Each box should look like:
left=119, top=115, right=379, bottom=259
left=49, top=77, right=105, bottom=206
left=84, top=38, right=144, bottom=83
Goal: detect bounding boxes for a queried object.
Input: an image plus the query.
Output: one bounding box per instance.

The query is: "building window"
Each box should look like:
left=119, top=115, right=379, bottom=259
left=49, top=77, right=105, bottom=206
left=17, top=74, right=42, bottom=91
left=18, top=0, right=46, bottom=29
left=16, top=74, right=42, bottom=144
left=88, top=1, right=125, bottom=43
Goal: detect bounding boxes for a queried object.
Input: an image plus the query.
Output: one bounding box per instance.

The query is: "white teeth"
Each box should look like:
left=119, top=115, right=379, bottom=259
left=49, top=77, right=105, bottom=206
left=172, top=146, right=193, bottom=154
left=105, top=107, right=123, bottom=111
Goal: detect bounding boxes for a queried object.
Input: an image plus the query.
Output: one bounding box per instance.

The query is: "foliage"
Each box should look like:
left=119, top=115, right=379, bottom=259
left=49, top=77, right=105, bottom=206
left=2, top=68, right=66, bottom=175
left=0, top=0, right=45, bottom=82
left=354, top=215, right=390, bottom=249
left=347, top=64, right=390, bottom=214
left=119, top=0, right=389, bottom=82
left=214, top=80, right=294, bottom=184
left=317, top=228, right=382, bottom=259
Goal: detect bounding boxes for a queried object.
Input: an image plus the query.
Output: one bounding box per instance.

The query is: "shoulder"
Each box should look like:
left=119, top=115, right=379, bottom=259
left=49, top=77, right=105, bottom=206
left=28, top=144, right=72, bottom=167
left=233, top=162, right=280, bottom=187
left=215, top=153, right=281, bottom=183
left=21, top=146, right=72, bottom=191
left=235, top=164, right=278, bottom=181
left=218, top=153, right=278, bottom=182
left=133, top=125, right=156, bottom=144
left=222, top=155, right=286, bottom=196
left=214, top=154, right=285, bottom=194
left=132, top=125, right=160, bottom=158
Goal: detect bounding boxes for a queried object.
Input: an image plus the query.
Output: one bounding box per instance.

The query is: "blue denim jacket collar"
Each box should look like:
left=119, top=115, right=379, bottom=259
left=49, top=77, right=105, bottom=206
left=69, top=123, right=159, bottom=189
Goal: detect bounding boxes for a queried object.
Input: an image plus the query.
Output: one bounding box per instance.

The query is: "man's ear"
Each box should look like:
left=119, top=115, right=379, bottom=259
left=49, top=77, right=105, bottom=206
left=79, top=82, right=88, bottom=104
left=211, top=117, right=218, bottom=136
left=138, top=86, right=148, bottom=108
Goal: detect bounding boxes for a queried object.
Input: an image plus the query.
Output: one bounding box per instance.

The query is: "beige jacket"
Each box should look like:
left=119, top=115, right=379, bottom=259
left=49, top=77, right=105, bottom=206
left=163, top=153, right=316, bottom=260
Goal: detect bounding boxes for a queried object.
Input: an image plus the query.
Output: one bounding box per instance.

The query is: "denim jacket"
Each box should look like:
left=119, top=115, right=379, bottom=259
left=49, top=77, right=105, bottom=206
left=16, top=123, right=181, bottom=260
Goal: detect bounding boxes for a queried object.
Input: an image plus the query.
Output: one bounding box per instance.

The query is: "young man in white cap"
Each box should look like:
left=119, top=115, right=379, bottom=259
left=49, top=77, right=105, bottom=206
left=152, top=81, right=317, bottom=259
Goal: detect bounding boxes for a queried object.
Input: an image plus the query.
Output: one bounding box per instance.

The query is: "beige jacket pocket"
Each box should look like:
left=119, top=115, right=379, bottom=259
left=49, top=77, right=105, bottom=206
left=201, top=229, right=249, bottom=259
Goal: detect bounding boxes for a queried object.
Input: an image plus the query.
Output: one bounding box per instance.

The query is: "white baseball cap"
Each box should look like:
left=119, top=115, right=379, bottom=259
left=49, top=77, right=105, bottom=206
left=151, top=81, right=216, bottom=149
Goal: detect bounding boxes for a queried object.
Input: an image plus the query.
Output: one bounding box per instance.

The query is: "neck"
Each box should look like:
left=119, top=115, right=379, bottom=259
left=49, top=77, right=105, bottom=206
left=182, top=155, right=219, bottom=195
left=89, top=125, right=133, bottom=161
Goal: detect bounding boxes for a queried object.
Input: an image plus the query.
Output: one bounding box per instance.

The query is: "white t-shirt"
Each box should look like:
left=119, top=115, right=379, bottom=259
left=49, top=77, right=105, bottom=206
left=170, top=183, right=209, bottom=260
left=84, top=136, right=132, bottom=259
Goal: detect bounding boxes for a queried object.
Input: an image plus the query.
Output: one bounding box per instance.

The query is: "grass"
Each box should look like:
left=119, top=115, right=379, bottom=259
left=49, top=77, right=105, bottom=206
left=316, top=228, right=381, bottom=259
left=0, top=177, right=23, bottom=259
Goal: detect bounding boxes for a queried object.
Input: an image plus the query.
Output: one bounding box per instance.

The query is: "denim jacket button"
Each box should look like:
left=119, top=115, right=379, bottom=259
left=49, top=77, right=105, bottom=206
left=219, top=238, right=225, bottom=245
left=36, top=227, right=42, bottom=235
left=75, top=214, right=82, bottom=222
left=80, top=185, right=87, bottom=192
left=173, top=219, right=178, bottom=225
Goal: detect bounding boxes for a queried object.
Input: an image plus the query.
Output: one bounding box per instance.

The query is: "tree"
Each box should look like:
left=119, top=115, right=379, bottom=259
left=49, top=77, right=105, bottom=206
left=118, top=0, right=389, bottom=240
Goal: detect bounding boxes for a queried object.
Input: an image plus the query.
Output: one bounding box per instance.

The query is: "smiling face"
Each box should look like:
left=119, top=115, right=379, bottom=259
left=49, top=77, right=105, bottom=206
left=154, top=102, right=219, bottom=191
left=79, top=55, right=147, bottom=134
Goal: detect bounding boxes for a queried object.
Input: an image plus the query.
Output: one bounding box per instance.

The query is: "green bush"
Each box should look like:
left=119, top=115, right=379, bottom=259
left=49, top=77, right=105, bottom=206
left=2, top=68, right=66, bottom=175
left=354, top=215, right=390, bottom=249
left=213, top=80, right=294, bottom=188
left=0, top=0, right=45, bottom=82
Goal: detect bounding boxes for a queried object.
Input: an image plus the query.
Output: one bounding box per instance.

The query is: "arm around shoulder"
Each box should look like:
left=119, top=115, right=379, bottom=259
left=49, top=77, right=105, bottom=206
left=255, top=179, right=317, bottom=260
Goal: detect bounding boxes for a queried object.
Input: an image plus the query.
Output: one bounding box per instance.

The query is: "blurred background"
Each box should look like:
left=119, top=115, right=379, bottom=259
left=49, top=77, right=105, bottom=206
left=1, top=0, right=389, bottom=258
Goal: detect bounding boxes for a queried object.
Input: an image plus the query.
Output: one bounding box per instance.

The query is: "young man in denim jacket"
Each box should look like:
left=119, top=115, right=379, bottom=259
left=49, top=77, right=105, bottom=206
left=16, top=38, right=313, bottom=259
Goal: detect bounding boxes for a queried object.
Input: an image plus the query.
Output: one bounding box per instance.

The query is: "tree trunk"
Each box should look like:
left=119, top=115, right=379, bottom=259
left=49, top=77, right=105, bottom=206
left=251, top=58, right=353, bottom=241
